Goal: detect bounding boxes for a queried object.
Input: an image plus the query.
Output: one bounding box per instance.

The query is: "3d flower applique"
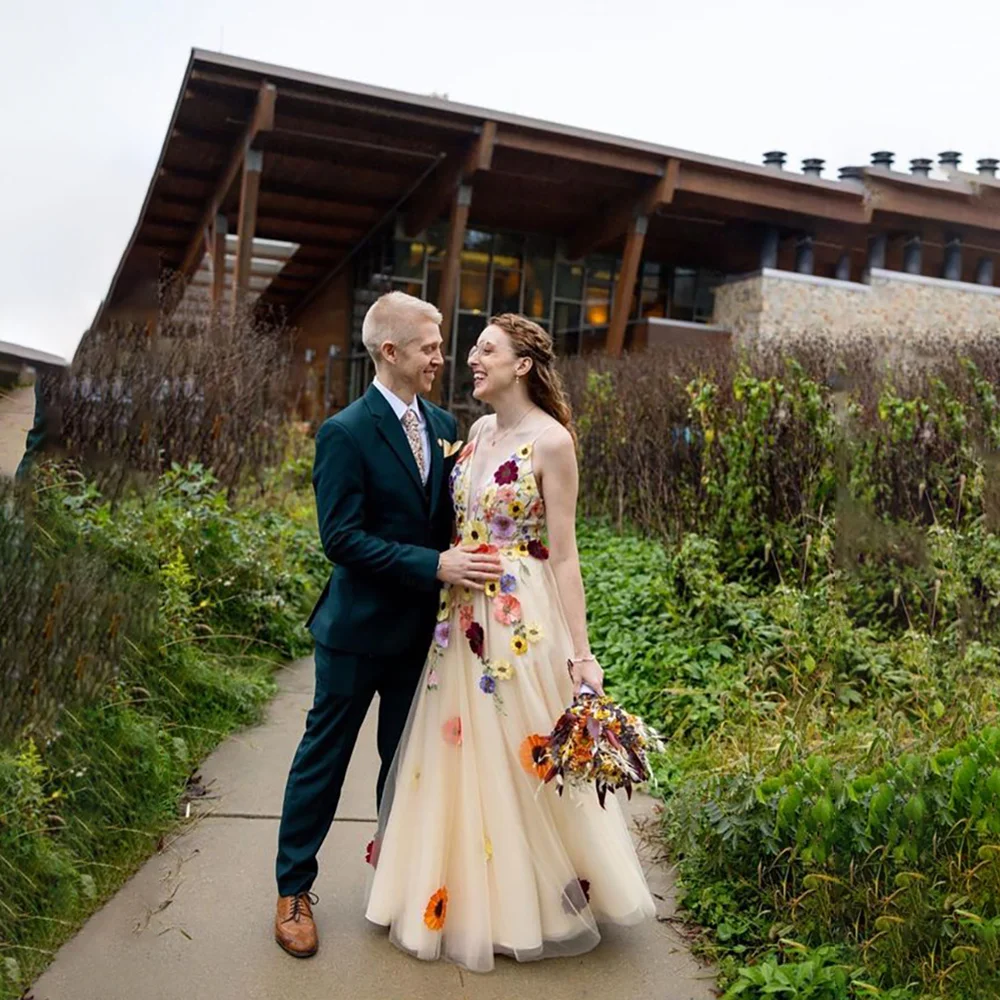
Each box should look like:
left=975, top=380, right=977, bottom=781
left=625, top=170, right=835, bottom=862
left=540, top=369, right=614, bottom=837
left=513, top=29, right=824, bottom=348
left=500, top=573, right=517, bottom=594
left=437, top=589, right=452, bottom=622
left=493, top=594, right=522, bottom=626
left=459, top=604, right=474, bottom=633
left=490, top=513, right=518, bottom=542
left=464, top=520, right=490, bottom=546
left=434, top=621, right=451, bottom=648
left=479, top=674, right=496, bottom=695
left=511, top=634, right=529, bottom=656
left=494, top=460, right=519, bottom=486
left=484, top=580, right=500, bottom=598
left=466, top=621, right=485, bottom=658
left=492, top=660, right=515, bottom=681
left=519, top=734, right=550, bottom=780
left=517, top=443, right=533, bottom=460
left=426, top=669, right=440, bottom=691
left=527, top=539, right=550, bottom=560
left=441, top=717, right=463, bottom=746
left=525, top=622, right=544, bottom=644
left=424, top=887, right=449, bottom=931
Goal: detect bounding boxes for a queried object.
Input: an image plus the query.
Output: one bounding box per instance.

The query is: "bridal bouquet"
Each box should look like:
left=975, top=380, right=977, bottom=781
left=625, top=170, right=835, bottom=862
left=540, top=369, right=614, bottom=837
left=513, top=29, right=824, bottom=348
left=542, top=667, right=664, bottom=808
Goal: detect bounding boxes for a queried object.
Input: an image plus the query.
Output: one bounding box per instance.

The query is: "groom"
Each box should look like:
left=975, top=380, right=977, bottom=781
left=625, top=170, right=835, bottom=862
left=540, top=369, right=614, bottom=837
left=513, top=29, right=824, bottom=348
left=274, top=291, right=502, bottom=958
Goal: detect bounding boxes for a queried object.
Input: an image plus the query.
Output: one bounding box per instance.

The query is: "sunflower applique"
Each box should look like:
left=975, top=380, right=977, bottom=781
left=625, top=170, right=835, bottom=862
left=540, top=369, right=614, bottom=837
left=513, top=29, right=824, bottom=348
left=424, top=887, right=449, bottom=931
left=519, top=734, right=550, bottom=780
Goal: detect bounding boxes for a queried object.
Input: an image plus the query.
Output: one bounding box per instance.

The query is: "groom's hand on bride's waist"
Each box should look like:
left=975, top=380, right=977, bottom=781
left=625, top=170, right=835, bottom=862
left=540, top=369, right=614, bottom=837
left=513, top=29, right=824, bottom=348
left=436, top=546, right=504, bottom=589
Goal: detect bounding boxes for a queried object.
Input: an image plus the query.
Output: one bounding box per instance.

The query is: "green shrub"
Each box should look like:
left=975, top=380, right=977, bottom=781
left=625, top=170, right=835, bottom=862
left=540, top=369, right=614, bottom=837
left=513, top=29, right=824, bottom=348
left=0, top=453, right=325, bottom=998
left=578, top=519, right=1000, bottom=999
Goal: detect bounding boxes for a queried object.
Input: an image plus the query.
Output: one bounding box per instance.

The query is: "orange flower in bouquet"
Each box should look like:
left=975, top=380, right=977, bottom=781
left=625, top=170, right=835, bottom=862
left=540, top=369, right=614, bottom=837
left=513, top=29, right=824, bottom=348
left=542, top=663, right=664, bottom=808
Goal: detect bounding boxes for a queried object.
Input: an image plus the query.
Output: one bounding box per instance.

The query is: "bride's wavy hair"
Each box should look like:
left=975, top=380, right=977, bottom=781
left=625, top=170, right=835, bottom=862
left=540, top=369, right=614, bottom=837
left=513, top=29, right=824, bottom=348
left=488, top=313, right=576, bottom=445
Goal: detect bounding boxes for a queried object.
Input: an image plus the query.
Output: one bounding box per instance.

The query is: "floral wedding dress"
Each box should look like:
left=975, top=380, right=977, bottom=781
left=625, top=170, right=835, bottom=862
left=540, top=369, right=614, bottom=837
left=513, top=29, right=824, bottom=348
left=364, top=429, right=655, bottom=972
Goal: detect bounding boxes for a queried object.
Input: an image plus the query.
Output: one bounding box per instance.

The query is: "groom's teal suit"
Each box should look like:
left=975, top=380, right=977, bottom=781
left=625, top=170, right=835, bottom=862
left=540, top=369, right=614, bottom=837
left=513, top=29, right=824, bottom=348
left=276, top=383, right=458, bottom=896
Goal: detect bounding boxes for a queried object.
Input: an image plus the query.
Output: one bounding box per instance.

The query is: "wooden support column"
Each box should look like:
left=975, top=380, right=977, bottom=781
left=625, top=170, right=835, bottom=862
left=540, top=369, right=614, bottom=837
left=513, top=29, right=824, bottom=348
left=210, top=214, right=227, bottom=314
left=433, top=184, right=472, bottom=401
left=231, top=149, right=263, bottom=320
left=163, top=81, right=275, bottom=316
left=606, top=214, right=648, bottom=358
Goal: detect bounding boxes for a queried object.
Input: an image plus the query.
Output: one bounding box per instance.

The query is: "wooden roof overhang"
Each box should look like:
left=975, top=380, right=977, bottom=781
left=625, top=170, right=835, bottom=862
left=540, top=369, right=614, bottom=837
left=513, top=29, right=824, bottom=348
left=95, top=49, right=1000, bottom=329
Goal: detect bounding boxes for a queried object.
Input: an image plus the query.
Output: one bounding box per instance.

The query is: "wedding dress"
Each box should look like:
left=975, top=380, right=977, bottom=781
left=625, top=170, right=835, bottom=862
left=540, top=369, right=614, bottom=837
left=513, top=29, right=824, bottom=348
left=365, top=429, right=655, bottom=972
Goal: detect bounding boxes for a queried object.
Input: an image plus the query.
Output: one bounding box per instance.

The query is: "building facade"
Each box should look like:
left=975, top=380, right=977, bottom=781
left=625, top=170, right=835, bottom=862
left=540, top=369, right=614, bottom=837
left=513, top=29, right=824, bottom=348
left=94, top=51, right=1000, bottom=420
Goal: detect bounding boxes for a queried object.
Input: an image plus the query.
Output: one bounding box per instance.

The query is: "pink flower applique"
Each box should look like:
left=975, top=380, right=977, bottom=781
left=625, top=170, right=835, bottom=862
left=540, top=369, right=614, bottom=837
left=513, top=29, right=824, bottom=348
left=442, top=716, right=463, bottom=746
left=493, top=594, right=523, bottom=626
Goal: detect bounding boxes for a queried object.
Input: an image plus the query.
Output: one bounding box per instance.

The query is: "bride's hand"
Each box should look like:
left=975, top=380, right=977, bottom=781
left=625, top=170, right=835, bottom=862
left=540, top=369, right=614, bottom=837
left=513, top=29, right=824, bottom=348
left=568, top=656, right=605, bottom=698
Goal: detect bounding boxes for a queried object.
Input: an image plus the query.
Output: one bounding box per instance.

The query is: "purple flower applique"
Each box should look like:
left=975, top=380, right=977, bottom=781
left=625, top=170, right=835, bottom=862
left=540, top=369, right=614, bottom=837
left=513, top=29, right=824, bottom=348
left=500, top=573, right=517, bottom=594
left=490, top=513, right=517, bottom=542
left=479, top=674, right=497, bottom=695
left=434, top=621, right=451, bottom=648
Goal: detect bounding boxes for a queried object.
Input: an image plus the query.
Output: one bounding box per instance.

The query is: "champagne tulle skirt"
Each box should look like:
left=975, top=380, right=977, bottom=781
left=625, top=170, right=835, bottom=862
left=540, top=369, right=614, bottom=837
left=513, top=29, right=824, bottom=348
left=364, top=557, right=656, bottom=973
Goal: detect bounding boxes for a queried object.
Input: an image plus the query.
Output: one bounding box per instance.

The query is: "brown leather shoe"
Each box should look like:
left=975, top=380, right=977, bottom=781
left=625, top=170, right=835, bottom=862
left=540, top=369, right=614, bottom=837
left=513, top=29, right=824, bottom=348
left=275, top=891, right=319, bottom=958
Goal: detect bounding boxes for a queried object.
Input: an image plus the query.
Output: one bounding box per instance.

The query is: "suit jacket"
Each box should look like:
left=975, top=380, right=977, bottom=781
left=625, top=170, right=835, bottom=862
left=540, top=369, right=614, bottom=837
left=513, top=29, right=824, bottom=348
left=306, top=383, right=458, bottom=657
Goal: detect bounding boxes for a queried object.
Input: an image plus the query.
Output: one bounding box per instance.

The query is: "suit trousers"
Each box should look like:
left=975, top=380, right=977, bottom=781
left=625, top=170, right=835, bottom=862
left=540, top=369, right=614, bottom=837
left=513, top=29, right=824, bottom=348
left=275, top=641, right=426, bottom=896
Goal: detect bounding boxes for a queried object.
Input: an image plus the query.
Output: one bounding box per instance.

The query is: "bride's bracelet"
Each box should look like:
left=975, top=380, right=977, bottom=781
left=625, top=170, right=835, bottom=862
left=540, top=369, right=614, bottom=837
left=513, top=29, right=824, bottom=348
left=569, top=655, right=597, bottom=665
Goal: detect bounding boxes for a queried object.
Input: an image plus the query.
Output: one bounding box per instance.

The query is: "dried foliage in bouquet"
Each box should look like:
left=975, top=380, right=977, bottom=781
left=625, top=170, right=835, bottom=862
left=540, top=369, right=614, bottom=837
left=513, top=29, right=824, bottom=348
left=543, top=666, right=664, bottom=808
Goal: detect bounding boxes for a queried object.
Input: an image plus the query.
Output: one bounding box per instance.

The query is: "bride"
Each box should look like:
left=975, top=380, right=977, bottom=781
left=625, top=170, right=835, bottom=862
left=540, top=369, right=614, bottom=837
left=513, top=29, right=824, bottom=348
left=365, top=313, right=655, bottom=971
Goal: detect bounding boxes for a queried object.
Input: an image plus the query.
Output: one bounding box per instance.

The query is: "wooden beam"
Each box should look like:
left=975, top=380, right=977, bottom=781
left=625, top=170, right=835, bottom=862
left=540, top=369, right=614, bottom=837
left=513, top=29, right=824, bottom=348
left=171, top=82, right=276, bottom=296
left=677, top=162, right=867, bottom=224
left=568, top=158, right=679, bottom=259
left=864, top=180, right=1000, bottom=231
left=189, top=70, right=474, bottom=133
left=403, top=123, right=496, bottom=237
left=231, top=150, right=263, bottom=320
left=437, top=184, right=473, bottom=375
left=495, top=126, right=663, bottom=176
left=211, top=214, right=227, bottom=312
left=606, top=215, right=648, bottom=358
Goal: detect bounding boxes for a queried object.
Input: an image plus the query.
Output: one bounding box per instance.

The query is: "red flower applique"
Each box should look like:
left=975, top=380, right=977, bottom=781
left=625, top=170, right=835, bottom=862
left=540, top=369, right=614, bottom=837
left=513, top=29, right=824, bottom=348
left=365, top=837, right=381, bottom=867
left=527, top=539, right=550, bottom=560
left=466, top=621, right=485, bottom=658
left=494, top=460, right=519, bottom=485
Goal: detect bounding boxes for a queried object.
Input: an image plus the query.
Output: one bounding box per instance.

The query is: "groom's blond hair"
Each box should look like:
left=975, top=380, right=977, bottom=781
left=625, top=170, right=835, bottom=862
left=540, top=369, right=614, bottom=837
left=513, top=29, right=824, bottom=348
left=362, top=291, right=442, bottom=365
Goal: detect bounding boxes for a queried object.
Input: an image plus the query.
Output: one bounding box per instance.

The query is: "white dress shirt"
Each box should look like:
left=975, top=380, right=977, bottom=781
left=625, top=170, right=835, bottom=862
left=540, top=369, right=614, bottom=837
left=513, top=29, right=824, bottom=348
left=373, top=378, right=431, bottom=485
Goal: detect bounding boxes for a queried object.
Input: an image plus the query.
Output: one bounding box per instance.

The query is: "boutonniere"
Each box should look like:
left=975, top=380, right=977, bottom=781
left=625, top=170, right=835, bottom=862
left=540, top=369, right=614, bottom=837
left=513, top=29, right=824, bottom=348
left=438, top=438, right=463, bottom=459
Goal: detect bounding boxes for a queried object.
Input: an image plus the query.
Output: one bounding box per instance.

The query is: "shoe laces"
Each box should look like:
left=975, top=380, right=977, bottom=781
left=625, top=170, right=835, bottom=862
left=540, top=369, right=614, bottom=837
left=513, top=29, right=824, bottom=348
left=285, top=891, right=318, bottom=923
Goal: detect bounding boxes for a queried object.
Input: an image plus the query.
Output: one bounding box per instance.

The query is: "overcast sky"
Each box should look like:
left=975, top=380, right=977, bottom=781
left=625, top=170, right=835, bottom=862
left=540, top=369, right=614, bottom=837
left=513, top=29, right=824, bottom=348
left=2, top=0, right=997, bottom=360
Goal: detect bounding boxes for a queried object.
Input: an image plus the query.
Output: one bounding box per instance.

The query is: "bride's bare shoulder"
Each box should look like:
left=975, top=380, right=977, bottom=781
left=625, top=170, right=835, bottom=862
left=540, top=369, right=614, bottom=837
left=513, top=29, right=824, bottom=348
left=533, top=419, right=575, bottom=458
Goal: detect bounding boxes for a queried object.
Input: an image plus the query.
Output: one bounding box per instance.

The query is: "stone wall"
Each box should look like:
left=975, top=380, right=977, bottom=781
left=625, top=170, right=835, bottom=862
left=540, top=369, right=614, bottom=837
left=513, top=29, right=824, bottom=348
left=713, top=267, right=1000, bottom=344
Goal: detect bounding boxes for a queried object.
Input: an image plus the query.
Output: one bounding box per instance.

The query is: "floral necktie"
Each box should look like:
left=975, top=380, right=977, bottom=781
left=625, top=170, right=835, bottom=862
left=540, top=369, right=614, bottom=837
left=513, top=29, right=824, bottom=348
left=401, top=409, right=426, bottom=482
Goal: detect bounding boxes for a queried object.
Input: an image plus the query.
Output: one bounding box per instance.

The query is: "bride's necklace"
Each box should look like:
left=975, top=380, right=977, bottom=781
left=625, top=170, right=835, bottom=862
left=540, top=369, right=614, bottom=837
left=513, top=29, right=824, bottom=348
left=488, top=405, right=535, bottom=449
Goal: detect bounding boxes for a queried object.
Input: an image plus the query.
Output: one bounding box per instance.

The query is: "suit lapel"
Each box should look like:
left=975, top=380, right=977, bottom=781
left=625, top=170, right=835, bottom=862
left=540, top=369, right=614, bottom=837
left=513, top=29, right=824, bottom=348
left=364, top=385, right=425, bottom=501
left=421, top=400, right=444, bottom=514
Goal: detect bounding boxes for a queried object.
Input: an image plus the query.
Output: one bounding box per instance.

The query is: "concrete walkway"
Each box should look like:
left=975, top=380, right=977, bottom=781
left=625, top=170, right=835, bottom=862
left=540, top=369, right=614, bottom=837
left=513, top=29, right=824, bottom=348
left=31, top=657, right=716, bottom=1000
left=0, top=384, right=33, bottom=477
